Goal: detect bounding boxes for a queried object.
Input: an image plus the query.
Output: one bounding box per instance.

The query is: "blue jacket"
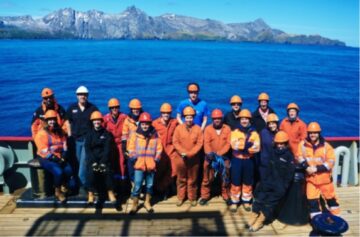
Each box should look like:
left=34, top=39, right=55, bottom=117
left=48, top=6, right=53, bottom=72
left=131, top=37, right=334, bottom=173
left=260, top=128, right=276, bottom=168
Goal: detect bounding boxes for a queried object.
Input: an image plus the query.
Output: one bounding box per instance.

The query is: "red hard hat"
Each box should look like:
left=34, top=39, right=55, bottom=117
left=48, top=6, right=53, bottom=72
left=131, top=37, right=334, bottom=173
left=211, top=109, right=223, bottom=119
left=139, top=112, right=152, bottom=122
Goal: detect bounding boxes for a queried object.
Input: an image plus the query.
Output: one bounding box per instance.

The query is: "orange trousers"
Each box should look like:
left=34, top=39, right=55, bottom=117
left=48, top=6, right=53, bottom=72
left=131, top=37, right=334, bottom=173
left=200, top=159, right=230, bottom=200
left=173, top=155, right=200, bottom=201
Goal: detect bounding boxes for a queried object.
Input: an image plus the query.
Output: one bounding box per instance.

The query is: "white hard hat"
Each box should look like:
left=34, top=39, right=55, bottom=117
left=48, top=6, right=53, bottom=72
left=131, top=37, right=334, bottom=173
left=76, top=86, right=89, bottom=94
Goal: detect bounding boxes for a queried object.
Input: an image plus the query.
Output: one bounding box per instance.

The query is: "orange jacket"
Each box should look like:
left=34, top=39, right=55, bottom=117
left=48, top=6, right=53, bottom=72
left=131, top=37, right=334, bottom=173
left=103, top=113, right=127, bottom=144
left=127, top=129, right=163, bottom=172
left=280, top=117, right=307, bottom=154
left=34, top=129, right=67, bottom=159
left=122, top=116, right=138, bottom=147
left=204, top=124, right=231, bottom=156
left=152, top=118, right=178, bottom=158
left=230, top=128, right=260, bottom=159
left=173, top=124, right=203, bottom=158
left=296, top=138, right=335, bottom=185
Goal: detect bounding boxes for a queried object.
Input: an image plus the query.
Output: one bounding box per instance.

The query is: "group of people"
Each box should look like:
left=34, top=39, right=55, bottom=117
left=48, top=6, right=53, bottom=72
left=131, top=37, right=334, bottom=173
left=31, top=83, right=340, bottom=231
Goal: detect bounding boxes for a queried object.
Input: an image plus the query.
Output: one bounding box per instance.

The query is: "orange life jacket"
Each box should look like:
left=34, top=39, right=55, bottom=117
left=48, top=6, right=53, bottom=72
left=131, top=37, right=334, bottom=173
left=34, top=129, right=67, bottom=159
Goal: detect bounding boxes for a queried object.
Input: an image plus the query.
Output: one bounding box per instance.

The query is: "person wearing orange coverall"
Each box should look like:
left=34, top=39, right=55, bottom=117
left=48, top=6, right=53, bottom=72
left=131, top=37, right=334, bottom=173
left=173, top=106, right=204, bottom=207
left=296, top=122, right=340, bottom=219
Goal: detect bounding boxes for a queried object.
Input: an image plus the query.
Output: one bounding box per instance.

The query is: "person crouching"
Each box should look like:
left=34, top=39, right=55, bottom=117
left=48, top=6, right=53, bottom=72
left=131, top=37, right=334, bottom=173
left=85, top=111, right=117, bottom=207
left=128, top=112, right=163, bottom=214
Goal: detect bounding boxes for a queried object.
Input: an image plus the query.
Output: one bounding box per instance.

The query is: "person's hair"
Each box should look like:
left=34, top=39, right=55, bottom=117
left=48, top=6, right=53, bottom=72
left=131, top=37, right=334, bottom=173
left=44, top=120, right=65, bottom=137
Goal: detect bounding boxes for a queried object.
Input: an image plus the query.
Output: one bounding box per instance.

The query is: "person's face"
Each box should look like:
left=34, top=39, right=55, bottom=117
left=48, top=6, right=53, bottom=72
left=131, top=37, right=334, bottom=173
left=132, top=109, right=141, bottom=116
left=93, top=119, right=102, bottom=130
left=141, top=122, right=150, bottom=132
left=276, top=142, right=286, bottom=150
left=185, top=115, right=194, bottom=126
left=309, top=132, right=320, bottom=143
left=43, top=95, right=55, bottom=107
left=110, top=106, right=119, bottom=116
left=213, top=118, right=222, bottom=127
left=268, top=121, right=278, bottom=132
left=288, top=109, right=298, bottom=119
left=259, top=100, right=268, bottom=110
left=231, top=103, right=241, bottom=112
left=47, top=118, right=56, bottom=128
left=240, top=117, right=250, bottom=127
left=188, top=91, right=198, bottom=101
left=77, top=93, right=88, bottom=104
left=161, top=112, right=171, bottom=122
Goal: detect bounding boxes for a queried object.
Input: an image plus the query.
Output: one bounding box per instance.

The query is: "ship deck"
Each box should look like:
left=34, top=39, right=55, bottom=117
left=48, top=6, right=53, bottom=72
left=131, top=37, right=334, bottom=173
left=0, top=186, right=358, bottom=236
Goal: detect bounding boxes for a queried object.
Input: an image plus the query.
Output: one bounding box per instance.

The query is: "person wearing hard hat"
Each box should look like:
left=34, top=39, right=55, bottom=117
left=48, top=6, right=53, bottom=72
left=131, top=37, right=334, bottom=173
left=280, top=103, right=307, bottom=155
left=103, top=98, right=128, bottom=194
left=173, top=106, right=204, bottom=207
left=176, top=83, right=209, bottom=131
left=252, top=93, right=276, bottom=133
left=248, top=131, right=295, bottom=232
left=34, top=110, right=74, bottom=203
left=127, top=112, right=163, bottom=214
left=259, top=113, right=279, bottom=182
left=85, top=111, right=117, bottom=208
left=224, top=95, right=242, bottom=130
left=229, top=109, right=260, bottom=212
left=152, top=103, right=178, bottom=199
left=296, top=122, right=340, bottom=219
left=31, top=88, right=68, bottom=139
left=66, top=86, right=98, bottom=189
left=199, top=109, right=231, bottom=206
left=121, top=98, right=143, bottom=184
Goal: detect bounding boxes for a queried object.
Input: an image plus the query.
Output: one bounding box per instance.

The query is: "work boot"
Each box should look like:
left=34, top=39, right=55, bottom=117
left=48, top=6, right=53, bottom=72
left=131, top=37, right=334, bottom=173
left=55, top=187, right=66, bottom=203
left=249, top=211, right=266, bottom=232
left=108, top=190, right=117, bottom=203
left=129, top=197, right=139, bottom=215
left=230, top=204, right=238, bottom=213
left=190, top=200, right=197, bottom=207
left=243, top=203, right=252, bottom=212
left=176, top=199, right=185, bottom=207
left=247, top=211, right=259, bottom=227
left=144, top=194, right=154, bottom=213
left=60, top=185, right=68, bottom=193
left=199, top=198, right=208, bottom=206
left=87, top=191, right=95, bottom=205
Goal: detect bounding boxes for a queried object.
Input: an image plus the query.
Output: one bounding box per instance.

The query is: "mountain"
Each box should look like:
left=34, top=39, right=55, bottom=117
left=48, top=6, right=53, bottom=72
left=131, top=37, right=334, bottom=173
left=0, top=6, right=346, bottom=46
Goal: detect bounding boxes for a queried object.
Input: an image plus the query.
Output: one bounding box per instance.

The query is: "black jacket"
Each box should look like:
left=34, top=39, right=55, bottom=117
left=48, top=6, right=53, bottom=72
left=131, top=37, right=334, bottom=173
left=224, top=111, right=240, bottom=130
left=66, top=102, right=98, bottom=139
left=251, top=107, right=275, bottom=133
left=85, top=127, right=113, bottom=165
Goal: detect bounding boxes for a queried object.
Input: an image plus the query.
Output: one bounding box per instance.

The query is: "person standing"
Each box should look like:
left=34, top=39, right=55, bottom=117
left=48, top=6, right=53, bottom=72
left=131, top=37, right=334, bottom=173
left=173, top=106, right=204, bottom=206
left=199, top=109, right=231, bottom=206
left=296, top=122, right=340, bottom=219
left=252, top=93, right=276, bottom=133
left=128, top=112, right=163, bottom=214
left=152, top=103, right=178, bottom=198
left=176, top=83, right=209, bottom=131
left=280, top=103, right=307, bottom=155
left=224, top=95, right=243, bottom=130
left=66, top=86, right=98, bottom=188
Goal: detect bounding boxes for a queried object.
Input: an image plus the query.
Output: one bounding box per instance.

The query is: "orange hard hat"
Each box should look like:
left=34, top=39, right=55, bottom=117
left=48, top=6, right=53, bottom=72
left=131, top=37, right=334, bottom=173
left=108, top=98, right=120, bottom=108
left=267, top=113, right=279, bottom=123
left=258, top=92, right=269, bottom=101
left=287, top=103, right=299, bottom=111
left=41, top=88, right=54, bottom=98
left=187, top=83, right=199, bottom=92
left=239, top=109, right=252, bottom=118
left=230, top=95, right=242, bottom=104
left=129, top=98, right=142, bottom=109
left=139, top=112, right=152, bottom=122
left=90, top=111, right=103, bottom=121
left=183, top=106, right=196, bottom=116
left=211, top=109, right=223, bottom=119
left=274, top=131, right=289, bottom=143
left=44, top=110, right=58, bottom=120
left=160, top=103, right=172, bottom=113
left=307, top=122, right=321, bottom=133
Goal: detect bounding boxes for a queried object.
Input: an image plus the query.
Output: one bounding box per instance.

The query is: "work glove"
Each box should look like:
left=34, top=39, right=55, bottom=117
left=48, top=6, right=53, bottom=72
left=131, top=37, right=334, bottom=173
left=92, top=162, right=99, bottom=172
left=205, top=152, right=216, bottom=163
left=180, top=153, right=187, bottom=162
left=121, top=140, right=128, bottom=158
left=98, top=163, right=107, bottom=173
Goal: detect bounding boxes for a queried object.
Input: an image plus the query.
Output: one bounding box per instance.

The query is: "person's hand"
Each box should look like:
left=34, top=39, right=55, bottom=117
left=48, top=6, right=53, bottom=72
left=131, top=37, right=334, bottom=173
left=92, top=162, right=99, bottom=172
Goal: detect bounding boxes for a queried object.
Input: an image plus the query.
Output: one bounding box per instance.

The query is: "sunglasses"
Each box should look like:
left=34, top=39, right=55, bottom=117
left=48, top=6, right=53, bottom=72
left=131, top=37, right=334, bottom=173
left=231, top=103, right=241, bottom=106
left=43, top=96, right=53, bottom=100
left=110, top=107, right=119, bottom=110
left=188, top=91, right=198, bottom=94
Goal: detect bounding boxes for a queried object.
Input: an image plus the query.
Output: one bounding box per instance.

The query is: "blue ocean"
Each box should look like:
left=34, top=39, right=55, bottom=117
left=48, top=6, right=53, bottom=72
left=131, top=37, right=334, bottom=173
left=0, top=40, right=358, bottom=137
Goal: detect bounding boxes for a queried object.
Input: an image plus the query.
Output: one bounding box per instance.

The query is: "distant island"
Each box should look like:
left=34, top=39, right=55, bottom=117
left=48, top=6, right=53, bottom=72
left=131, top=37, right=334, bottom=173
left=0, top=6, right=345, bottom=46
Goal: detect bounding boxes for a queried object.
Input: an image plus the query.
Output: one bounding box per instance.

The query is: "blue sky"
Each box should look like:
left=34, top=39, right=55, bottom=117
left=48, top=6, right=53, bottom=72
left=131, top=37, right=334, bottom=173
left=0, top=0, right=358, bottom=47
